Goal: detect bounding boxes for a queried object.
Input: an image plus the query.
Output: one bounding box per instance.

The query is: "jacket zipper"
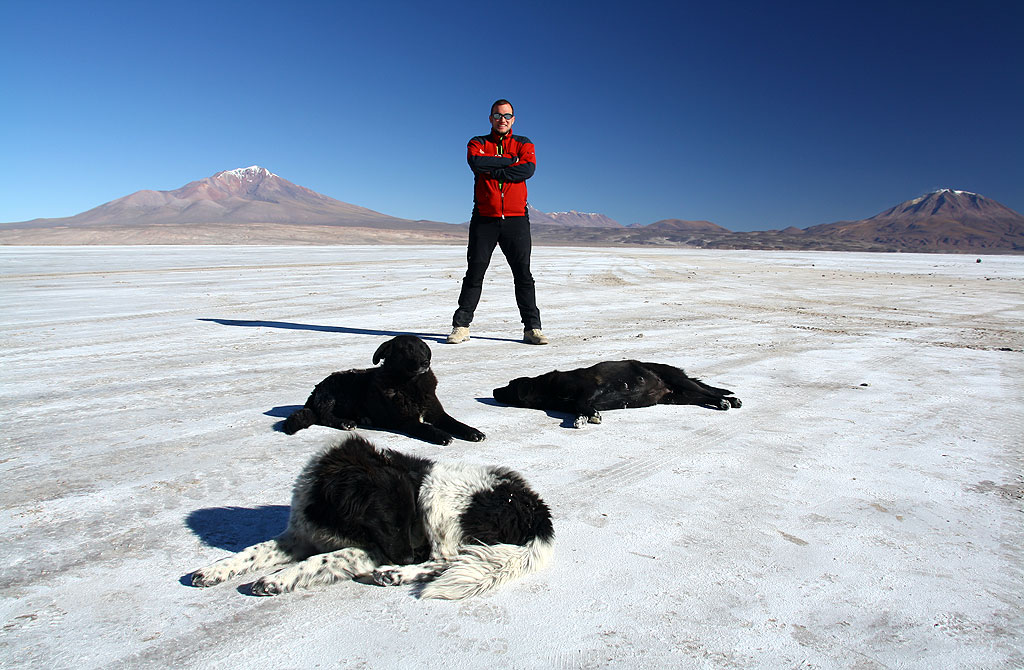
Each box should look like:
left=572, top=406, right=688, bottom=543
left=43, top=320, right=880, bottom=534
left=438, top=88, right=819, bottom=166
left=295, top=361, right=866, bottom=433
left=497, top=139, right=505, bottom=219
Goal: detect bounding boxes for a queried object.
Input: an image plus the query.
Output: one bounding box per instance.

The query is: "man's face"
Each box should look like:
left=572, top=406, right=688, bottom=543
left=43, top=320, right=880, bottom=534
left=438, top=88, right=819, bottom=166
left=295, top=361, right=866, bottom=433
left=489, top=103, right=515, bottom=136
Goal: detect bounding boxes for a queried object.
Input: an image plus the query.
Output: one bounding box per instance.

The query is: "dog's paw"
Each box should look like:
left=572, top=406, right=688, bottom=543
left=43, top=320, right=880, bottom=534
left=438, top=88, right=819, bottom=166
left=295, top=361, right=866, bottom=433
left=716, top=399, right=731, bottom=410
left=372, top=569, right=404, bottom=587
left=573, top=415, right=588, bottom=429
left=588, top=412, right=602, bottom=424
left=190, top=570, right=225, bottom=588
left=727, top=397, right=742, bottom=408
left=250, top=578, right=284, bottom=596
left=466, top=429, right=486, bottom=442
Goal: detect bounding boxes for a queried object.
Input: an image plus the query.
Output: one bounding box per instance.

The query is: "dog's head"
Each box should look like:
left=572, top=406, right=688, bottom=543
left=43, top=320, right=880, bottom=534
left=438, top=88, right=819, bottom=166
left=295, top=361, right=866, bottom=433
left=493, top=377, right=534, bottom=408
left=362, top=468, right=424, bottom=565
left=372, top=335, right=432, bottom=379
left=312, top=437, right=427, bottom=565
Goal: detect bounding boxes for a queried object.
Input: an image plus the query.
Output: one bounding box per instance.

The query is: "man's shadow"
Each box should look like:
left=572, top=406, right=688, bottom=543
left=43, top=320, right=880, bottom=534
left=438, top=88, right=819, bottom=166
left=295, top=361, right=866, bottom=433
left=198, top=319, right=520, bottom=343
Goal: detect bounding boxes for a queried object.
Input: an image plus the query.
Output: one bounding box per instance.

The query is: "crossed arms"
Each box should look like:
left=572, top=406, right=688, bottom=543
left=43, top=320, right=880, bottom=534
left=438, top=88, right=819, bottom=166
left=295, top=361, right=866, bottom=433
left=468, top=141, right=536, bottom=183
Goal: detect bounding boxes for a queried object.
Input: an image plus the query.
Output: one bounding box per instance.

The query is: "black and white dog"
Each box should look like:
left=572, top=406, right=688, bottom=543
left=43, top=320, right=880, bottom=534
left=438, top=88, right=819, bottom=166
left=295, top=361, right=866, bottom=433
left=283, top=335, right=485, bottom=445
left=493, top=360, right=742, bottom=428
left=191, top=436, right=554, bottom=600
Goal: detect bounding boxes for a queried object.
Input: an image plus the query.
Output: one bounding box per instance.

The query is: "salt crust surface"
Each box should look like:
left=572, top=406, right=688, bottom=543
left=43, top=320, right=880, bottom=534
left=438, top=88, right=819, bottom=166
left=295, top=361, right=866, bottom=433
left=1, top=246, right=1021, bottom=669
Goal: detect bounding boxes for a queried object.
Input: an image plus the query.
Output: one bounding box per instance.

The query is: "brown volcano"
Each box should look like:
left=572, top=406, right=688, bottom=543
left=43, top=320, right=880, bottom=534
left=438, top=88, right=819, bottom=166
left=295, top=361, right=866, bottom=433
left=803, top=189, right=1024, bottom=251
left=34, top=166, right=411, bottom=227
left=0, top=166, right=462, bottom=244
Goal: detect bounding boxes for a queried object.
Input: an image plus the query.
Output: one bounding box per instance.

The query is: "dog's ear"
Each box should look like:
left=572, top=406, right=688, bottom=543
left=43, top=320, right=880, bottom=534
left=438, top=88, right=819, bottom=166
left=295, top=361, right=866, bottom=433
left=372, top=339, right=392, bottom=365
left=365, top=469, right=421, bottom=564
left=515, top=377, right=530, bottom=394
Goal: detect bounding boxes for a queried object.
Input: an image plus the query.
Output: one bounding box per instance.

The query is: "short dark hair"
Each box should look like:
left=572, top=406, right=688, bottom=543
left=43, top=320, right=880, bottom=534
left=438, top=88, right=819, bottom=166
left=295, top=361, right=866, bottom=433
left=491, top=99, right=514, bottom=115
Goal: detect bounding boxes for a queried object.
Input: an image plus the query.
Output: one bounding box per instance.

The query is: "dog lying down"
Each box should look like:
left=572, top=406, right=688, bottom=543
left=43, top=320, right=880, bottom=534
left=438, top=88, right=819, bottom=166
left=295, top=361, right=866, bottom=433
left=493, top=360, right=742, bottom=428
left=191, top=435, right=554, bottom=600
left=283, top=335, right=484, bottom=445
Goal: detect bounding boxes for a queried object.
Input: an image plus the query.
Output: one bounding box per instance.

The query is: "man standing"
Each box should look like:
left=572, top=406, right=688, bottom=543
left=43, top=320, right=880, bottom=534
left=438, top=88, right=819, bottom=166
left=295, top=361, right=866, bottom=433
left=447, top=99, right=547, bottom=345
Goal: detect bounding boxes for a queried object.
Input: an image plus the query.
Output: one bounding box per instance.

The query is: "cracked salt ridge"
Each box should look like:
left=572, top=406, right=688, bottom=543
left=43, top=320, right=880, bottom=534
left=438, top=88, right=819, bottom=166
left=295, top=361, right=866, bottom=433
left=1, top=246, right=1021, bottom=669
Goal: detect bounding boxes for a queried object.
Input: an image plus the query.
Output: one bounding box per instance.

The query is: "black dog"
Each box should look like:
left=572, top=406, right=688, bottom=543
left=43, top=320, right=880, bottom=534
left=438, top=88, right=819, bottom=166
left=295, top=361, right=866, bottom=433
left=493, top=360, right=741, bottom=427
left=283, top=335, right=485, bottom=445
left=191, top=435, right=554, bottom=599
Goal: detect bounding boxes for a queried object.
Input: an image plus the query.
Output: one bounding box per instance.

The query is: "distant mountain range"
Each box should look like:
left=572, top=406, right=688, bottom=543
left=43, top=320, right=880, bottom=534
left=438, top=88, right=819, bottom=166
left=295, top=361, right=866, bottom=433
left=532, top=189, right=1023, bottom=252
left=2, top=167, right=1021, bottom=252
left=640, top=219, right=731, bottom=233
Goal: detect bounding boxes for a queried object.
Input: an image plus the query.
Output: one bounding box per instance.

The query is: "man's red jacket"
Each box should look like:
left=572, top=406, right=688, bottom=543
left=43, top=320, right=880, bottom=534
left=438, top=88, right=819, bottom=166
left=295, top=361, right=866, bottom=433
left=467, top=131, right=536, bottom=219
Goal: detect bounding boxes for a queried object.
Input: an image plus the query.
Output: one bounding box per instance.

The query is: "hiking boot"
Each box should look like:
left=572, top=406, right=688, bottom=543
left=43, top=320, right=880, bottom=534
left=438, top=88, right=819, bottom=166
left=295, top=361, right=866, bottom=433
left=523, top=328, right=548, bottom=345
left=446, top=326, right=471, bottom=344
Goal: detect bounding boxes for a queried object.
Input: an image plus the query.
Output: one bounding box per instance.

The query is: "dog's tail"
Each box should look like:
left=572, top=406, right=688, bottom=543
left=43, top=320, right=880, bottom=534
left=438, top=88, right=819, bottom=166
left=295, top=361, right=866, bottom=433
left=282, top=408, right=316, bottom=435
left=419, top=536, right=554, bottom=600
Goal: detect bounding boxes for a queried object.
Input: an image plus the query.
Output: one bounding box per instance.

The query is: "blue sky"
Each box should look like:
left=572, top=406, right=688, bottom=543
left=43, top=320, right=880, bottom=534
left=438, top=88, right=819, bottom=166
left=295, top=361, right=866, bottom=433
left=2, top=0, right=1021, bottom=231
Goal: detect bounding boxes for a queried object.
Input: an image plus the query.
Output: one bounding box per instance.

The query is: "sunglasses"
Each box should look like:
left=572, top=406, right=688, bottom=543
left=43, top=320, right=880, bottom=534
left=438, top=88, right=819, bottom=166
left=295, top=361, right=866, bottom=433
left=490, top=113, right=514, bottom=120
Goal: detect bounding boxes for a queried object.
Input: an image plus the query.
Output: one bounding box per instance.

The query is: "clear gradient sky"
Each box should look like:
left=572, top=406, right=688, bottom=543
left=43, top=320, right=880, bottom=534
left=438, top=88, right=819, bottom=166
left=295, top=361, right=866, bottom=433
left=2, top=0, right=1021, bottom=231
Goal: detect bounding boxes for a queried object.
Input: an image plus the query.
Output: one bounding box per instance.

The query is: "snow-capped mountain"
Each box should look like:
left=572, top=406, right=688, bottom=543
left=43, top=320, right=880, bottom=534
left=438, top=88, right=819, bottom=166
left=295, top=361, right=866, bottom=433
left=30, top=166, right=411, bottom=227
left=867, top=189, right=1022, bottom=224
left=527, top=205, right=622, bottom=228
left=804, top=189, right=1024, bottom=250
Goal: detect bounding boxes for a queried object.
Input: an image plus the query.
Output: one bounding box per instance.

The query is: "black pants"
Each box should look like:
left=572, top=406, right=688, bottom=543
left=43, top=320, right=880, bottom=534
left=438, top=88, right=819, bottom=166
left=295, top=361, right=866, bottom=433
left=452, top=214, right=541, bottom=330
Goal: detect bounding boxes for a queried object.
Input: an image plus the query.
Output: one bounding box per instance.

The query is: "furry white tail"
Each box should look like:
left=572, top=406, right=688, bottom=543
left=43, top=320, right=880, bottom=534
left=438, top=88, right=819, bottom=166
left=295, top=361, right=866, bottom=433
left=419, top=537, right=554, bottom=600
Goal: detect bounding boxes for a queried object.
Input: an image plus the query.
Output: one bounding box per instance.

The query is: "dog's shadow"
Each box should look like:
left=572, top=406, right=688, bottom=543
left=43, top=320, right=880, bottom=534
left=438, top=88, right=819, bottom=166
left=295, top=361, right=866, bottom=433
left=266, top=405, right=327, bottom=434
left=477, top=397, right=579, bottom=429
left=266, top=405, right=303, bottom=419
left=199, top=319, right=521, bottom=344
left=266, top=405, right=302, bottom=432
left=265, top=406, right=423, bottom=438
left=182, top=505, right=290, bottom=589
left=266, top=406, right=480, bottom=442
left=183, top=504, right=415, bottom=596
left=186, top=505, right=289, bottom=552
